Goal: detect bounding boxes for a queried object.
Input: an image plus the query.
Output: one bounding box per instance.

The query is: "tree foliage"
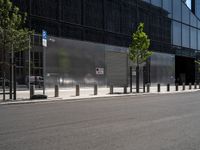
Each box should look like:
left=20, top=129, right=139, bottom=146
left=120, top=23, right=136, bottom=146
left=129, top=23, right=152, bottom=65
left=0, top=0, right=33, bottom=59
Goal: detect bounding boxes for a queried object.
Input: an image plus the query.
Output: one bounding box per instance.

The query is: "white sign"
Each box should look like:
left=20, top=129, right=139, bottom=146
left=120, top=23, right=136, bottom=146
left=42, top=39, right=47, bottom=47
left=42, top=30, right=47, bottom=47
left=96, top=68, right=104, bottom=75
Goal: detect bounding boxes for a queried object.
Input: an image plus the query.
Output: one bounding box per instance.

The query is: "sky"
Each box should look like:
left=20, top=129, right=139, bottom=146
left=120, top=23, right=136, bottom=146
left=185, top=0, right=191, bottom=9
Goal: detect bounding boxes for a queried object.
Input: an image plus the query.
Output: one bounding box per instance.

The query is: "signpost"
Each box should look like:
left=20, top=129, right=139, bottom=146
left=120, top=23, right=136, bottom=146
left=42, top=30, right=47, bottom=94
left=42, top=30, right=47, bottom=47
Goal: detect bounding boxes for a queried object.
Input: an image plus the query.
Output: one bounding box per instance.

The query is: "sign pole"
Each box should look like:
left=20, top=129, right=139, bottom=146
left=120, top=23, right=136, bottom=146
left=42, top=30, right=47, bottom=95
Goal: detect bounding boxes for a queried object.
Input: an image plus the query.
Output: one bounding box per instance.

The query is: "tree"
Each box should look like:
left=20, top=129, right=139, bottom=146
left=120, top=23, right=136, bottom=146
left=129, top=23, right=152, bottom=93
left=0, top=0, right=33, bottom=100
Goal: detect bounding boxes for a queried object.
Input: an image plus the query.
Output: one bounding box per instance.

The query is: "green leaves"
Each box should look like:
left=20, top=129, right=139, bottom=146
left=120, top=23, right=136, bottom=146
left=129, top=23, right=152, bottom=65
left=0, top=0, right=33, bottom=53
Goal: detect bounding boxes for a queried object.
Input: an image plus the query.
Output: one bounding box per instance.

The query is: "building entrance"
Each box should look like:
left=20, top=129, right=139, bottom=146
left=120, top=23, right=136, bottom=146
left=175, top=56, right=195, bottom=85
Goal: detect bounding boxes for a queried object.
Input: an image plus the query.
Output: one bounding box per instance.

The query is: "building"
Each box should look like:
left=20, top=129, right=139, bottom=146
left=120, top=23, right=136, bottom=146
left=8, top=0, right=200, bottom=87
left=192, top=0, right=200, bottom=19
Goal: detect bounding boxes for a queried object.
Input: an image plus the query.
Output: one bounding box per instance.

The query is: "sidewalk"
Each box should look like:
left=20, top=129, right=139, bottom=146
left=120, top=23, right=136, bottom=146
left=0, top=85, right=199, bottom=105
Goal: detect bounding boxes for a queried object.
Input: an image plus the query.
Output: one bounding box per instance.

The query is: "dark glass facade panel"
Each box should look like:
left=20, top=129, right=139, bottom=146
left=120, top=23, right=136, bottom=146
left=61, top=24, right=83, bottom=40
left=121, top=2, right=137, bottom=34
left=104, top=0, right=121, bottom=33
left=190, top=27, right=197, bottom=49
left=142, top=0, right=150, bottom=3
left=31, top=0, right=59, bottom=19
left=13, top=0, right=28, bottom=12
left=84, top=29, right=104, bottom=43
left=151, top=0, right=162, bottom=7
left=173, top=21, right=181, bottom=46
left=62, top=0, right=82, bottom=24
left=198, top=30, right=200, bottom=50
left=182, top=24, right=190, bottom=48
left=31, top=18, right=60, bottom=36
left=162, top=0, right=172, bottom=17
left=173, top=0, right=181, bottom=21
left=198, top=20, right=200, bottom=28
left=194, top=0, right=200, bottom=19
left=84, top=0, right=103, bottom=29
left=182, top=3, right=190, bottom=24
left=190, top=12, right=197, bottom=27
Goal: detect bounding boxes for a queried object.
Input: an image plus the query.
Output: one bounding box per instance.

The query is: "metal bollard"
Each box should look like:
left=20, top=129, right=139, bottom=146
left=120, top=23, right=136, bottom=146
left=175, top=83, right=179, bottom=91
left=167, top=84, right=170, bottom=92
left=182, top=83, right=185, bottom=91
left=143, top=84, right=146, bottom=93
left=199, top=83, right=200, bottom=89
left=189, top=83, right=192, bottom=90
left=55, top=85, right=59, bottom=97
left=157, top=84, right=160, bottom=92
left=124, top=86, right=127, bottom=94
left=30, top=85, right=35, bottom=99
left=110, top=85, right=113, bottom=94
left=76, top=85, right=80, bottom=96
left=194, top=82, right=197, bottom=89
left=94, top=84, right=98, bottom=95
left=147, top=84, right=150, bottom=93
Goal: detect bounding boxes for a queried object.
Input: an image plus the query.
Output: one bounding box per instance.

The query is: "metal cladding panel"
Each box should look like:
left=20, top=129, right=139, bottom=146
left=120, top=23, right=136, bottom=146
left=45, top=37, right=106, bottom=87
left=106, top=51, right=128, bottom=87
left=150, top=52, right=175, bottom=85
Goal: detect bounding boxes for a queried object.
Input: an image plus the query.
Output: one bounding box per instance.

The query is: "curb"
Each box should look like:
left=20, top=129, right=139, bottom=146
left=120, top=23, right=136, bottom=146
left=0, top=89, right=199, bottom=105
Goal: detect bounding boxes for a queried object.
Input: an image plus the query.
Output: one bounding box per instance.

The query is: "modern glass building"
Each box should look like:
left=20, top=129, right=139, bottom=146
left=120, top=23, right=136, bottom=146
left=9, top=0, right=200, bottom=87
left=192, top=0, right=200, bottom=19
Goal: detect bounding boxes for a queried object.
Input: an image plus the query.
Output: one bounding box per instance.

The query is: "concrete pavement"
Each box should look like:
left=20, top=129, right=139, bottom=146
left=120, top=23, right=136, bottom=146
left=0, top=85, right=200, bottom=105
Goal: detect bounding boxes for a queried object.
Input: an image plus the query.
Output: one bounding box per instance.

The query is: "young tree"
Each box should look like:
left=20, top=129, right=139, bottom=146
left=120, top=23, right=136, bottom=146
left=129, top=23, right=152, bottom=93
left=0, top=0, right=33, bottom=100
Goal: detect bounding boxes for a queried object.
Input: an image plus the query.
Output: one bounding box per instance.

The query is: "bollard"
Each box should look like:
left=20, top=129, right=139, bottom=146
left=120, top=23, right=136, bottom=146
left=199, top=83, right=200, bottom=89
left=55, top=85, right=59, bottom=97
left=157, top=84, right=160, bottom=92
left=94, top=84, right=98, bottom=95
left=167, top=84, right=170, bottom=92
left=76, top=85, right=80, bottom=96
left=189, top=83, right=192, bottom=90
left=124, top=86, right=127, bottom=94
left=182, top=83, right=185, bottom=91
left=110, top=85, right=113, bottom=94
left=143, top=84, right=146, bottom=93
left=30, top=85, right=35, bottom=99
left=147, top=84, right=150, bottom=93
left=194, top=82, right=197, bottom=89
left=175, top=83, right=179, bottom=91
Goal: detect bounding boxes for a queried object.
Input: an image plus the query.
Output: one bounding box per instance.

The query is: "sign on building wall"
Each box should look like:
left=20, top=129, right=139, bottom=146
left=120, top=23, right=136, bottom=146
left=42, top=30, right=47, bottom=47
left=96, top=68, right=104, bottom=75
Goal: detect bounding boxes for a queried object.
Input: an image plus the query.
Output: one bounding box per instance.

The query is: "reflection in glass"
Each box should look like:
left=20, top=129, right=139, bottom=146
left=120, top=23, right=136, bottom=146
left=151, top=0, right=161, bottom=7
left=163, top=0, right=172, bottom=17
left=190, top=27, right=197, bottom=49
left=173, top=0, right=181, bottom=21
left=182, top=3, right=190, bottom=24
left=182, top=24, right=190, bottom=48
left=173, top=21, right=181, bottom=46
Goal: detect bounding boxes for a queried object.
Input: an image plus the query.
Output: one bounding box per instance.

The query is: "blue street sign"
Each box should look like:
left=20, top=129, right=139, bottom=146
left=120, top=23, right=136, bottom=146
left=42, top=30, right=47, bottom=47
left=42, top=30, right=47, bottom=40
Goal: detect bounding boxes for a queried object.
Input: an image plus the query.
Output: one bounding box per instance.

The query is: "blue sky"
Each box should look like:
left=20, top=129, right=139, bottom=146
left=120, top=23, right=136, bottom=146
left=185, top=0, right=191, bottom=9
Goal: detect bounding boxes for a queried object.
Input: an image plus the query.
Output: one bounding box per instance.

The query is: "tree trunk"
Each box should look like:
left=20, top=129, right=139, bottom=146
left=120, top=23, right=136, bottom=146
left=9, top=53, right=12, bottom=100
left=130, top=66, right=132, bottom=93
left=13, top=64, right=16, bottom=100
left=136, top=65, right=140, bottom=93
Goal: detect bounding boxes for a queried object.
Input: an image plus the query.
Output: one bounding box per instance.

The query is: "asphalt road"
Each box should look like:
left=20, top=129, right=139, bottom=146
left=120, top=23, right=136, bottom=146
left=1, top=92, right=200, bottom=150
